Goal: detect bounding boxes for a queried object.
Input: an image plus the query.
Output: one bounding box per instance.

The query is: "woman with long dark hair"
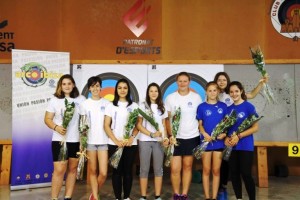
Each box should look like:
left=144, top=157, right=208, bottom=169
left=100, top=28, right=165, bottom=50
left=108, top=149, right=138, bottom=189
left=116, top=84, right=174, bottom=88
left=104, top=78, right=139, bottom=200
left=137, top=82, right=168, bottom=200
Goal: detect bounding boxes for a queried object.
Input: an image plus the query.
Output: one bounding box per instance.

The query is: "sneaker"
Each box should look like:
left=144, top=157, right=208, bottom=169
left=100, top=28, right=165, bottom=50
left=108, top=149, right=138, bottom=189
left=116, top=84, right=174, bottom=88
left=124, top=198, right=131, bottom=200
left=181, top=194, right=188, bottom=200
left=155, top=198, right=162, bottom=200
left=89, top=193, right=94, bottom=200
left=173, top=194, right=181, bottom=200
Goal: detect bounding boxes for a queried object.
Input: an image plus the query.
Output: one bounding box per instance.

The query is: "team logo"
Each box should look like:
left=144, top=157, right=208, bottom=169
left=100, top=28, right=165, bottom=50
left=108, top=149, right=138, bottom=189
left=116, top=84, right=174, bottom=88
left=238, top=112, right=246, bottom=118
left=205, top=110, right=212, bottom=116
left=271, top=0, right=300, bottom=40
left=160, top=73, right=207, bottom=101
left=17, top=62, right=48, bottom=87
left=218, top=108, right=223, bottom=114
left=81, top=72, right=139, bottom=103
left=123, top=0, right=151, bottom=37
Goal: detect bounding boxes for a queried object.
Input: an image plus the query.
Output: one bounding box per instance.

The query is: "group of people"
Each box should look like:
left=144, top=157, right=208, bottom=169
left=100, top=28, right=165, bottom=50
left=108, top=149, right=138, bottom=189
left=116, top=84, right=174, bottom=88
left=44, top=71, right=268, bottom=200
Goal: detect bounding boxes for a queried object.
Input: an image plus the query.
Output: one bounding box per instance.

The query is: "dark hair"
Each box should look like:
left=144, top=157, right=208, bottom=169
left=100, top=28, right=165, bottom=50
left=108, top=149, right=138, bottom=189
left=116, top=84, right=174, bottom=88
left=146, top=82, right=165, bottom=115
left=176, top=71, right=191, bottom=81
left=214, top=72, right=231, bottom=94
left=113, top=78, right=133, bottom=107
left=87, top=76, right=102, bottom=88
left=54, top=74, right=79, bottom=99
left=205, top=81, right=220, bottom=91
left=228, top=81, right=247, bottom=100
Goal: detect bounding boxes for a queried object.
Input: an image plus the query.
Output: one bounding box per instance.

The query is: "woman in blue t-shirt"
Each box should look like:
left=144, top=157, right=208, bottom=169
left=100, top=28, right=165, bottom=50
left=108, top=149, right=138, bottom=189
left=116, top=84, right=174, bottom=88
left=196, top=81, right=227, bottom=200
left=225, top=81, right=259, bottom=200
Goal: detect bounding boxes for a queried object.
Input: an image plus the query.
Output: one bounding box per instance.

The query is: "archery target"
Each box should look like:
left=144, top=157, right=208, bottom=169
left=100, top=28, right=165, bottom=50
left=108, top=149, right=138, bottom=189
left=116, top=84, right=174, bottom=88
left=72, top=64, right=148, bottom=103
left=148, top=64, right=224, bottom=101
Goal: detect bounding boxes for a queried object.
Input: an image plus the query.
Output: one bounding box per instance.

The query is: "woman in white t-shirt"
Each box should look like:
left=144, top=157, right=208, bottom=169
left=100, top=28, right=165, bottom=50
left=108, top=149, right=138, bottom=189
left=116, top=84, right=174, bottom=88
left=104, top=78, right=139, bottom=200
left=165, top=72, right=202, bottom=200
left=44, top=74, right=85, bottom=200
left=137, top=82, right=169, bottom=200
left=79, top=76, right=111, bottom=200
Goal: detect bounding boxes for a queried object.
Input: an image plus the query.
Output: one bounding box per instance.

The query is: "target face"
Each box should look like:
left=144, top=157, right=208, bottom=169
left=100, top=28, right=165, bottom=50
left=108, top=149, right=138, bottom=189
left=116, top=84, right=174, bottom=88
left=271, top=0, right=300, bottom=40
left=20, top=62, right=47, bottom=87
left=81, top=72, right=139, bottom=102
left=160, top=73, right=207, bottom=101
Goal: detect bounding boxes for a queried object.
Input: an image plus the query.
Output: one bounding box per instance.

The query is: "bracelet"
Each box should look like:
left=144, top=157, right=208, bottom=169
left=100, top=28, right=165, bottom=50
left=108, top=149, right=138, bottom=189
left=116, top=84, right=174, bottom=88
left=53, top=125, right=58, bottom=131
left=150, top=132, right=155, bottom=138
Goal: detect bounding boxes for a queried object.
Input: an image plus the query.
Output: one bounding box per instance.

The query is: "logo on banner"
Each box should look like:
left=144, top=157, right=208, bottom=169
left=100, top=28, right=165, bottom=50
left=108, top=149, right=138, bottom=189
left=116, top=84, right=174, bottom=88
left=160, top=73, right=207, bottom=101
left=81, top=72, right=140, bottom=103
left=0, top=19, right=15, bottom=52
left=271, top=0, right=300, bottom=41
left=116, top=0, right=161, bottom=55
left=123, top=0, right=151, bottom=37
left=15, top=62, right=63, bottom=87
left=15, top=62, right=48, bottom=87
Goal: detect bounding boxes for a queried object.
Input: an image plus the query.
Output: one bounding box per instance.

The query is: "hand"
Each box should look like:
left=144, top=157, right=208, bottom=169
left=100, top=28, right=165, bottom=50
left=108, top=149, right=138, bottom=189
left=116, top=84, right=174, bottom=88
left=260, top=74, right=269, bottom=84
left=230, top=134, right=239, bottom=146
left=114, top=139, right=124, bottom=147
left=217, top=133, right=226, bottom=140
left=224, top=137, right=231, bottom=146
left=169, top=136, right=176, bottom=145
left=162, top=137, right=169, bottom=147
left=154, top=131, right=162, bottom=138
left=56, top=126, right=67, bottom=136
left=125, top=136, right=134, bottom=147
left=203, top=133, right=212, bottom=142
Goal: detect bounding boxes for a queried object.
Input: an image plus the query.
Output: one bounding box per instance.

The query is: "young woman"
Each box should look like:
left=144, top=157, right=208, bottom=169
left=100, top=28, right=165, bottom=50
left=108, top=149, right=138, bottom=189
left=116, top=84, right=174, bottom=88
left=137, top=83, right=169, bottom=200
left=165, top=72, right=202, bottom=200
left=79, top=76, right=111, bottom=200
left=104, top=78, right=139, bottom=200
left=196, top=82, right=227, bottom=200
left=44, top=74, right=86, bottom=200
left=214, top=72, right=268, bottom=199
left=225, top=81, right=259, bottom=200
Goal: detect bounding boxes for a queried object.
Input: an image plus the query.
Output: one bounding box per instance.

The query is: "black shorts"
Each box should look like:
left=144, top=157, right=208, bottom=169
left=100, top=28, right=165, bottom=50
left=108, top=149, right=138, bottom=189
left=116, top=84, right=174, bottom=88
left=173, top=136, right=200, bottom=156
left=52, top=141, right=80, bottom=162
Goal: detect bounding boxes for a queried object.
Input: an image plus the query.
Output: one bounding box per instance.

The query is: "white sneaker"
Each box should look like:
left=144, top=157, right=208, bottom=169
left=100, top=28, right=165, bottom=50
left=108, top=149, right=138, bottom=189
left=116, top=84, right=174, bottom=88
left=124, top=198, right=131, bottom=200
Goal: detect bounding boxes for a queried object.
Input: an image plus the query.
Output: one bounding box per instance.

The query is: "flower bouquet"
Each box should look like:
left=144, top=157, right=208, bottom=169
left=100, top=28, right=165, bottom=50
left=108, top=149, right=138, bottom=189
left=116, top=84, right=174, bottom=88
left=164, top=107, right=181, bottom=167
left=250, top=46, right=275, bottom=104
left=192, top=110, right=237, bottom=160
left=109, top=109, right=139, bottom=169
left=58, top=98, right=75, bottom=161
left=222, top=114, right=264, bottom=161
left=76, top=114, right=89, bottom=180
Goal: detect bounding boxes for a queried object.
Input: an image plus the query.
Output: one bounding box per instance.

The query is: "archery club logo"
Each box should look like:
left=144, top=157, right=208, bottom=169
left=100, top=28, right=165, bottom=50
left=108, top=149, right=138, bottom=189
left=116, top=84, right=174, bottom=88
left=271, top=0, right=300, bottom=41
left=16, top=62, right=48, bottom=87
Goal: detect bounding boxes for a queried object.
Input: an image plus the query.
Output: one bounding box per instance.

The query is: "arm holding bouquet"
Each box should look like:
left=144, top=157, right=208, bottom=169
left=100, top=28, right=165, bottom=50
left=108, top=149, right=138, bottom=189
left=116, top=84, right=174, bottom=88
left=44, top=112, right=67, bottom=136
left=247, top=75, right=269, bottom=99
left=226, top=122, right=258, bottom=147
left=199, top=120, right=212, bottom=142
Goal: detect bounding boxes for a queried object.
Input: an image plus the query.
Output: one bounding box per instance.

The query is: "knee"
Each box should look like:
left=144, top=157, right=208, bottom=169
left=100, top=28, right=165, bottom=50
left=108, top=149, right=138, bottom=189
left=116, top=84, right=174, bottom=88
left=98, top=171, right=107, bottom=180
left=153, top=167, right=163, bottom=177
left=202, top=167, right=211, bottom=176
left=212, top=168, right=220, bottom=177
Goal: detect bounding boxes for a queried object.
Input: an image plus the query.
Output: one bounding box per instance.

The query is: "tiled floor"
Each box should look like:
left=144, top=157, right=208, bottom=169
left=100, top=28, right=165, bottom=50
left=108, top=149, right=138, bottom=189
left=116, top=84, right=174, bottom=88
left=1, top=173, right=300, bottom=200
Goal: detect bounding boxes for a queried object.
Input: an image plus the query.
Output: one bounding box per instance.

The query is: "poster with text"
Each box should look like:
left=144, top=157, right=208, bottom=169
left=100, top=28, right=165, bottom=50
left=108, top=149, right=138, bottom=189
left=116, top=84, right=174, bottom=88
left=11, top=49, right=70, bottom=190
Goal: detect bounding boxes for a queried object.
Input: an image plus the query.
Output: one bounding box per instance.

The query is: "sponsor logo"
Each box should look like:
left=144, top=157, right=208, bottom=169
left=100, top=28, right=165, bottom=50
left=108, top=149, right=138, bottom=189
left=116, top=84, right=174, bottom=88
left=271, top=0, right=300, bottom=41
left=0, top=19, right=15, bottom=52
left=15, top=62, right=62, bottom=87
left=123, top=0, right=151, bottom=37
